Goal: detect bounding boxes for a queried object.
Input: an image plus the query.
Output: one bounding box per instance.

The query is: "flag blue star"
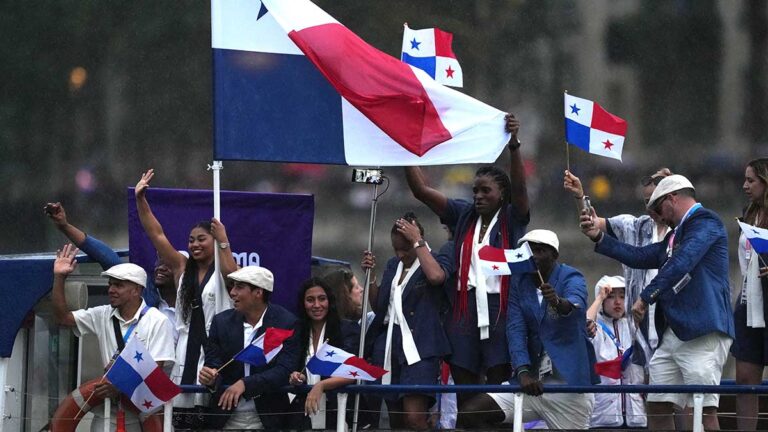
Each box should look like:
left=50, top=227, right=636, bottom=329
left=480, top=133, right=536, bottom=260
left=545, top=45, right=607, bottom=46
left=410, top=38, right=421, bottom=50
left=325, top=350, right=336, bottom=358
left=570, top=104, right=581, bottom=115
left=134, top=351, right=144, bottom=362
left=754, top=229, right=760, bottom=234
left=516, top=253, right=523, bottom=259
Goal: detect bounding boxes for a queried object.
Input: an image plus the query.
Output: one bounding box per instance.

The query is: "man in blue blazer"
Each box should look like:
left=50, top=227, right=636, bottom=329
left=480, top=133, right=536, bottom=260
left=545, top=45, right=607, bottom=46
left=462, top=229, right=597, bottom=429
left=199, top=266, right=298, bottom=430
left=582, top=174, right=734, bottom=431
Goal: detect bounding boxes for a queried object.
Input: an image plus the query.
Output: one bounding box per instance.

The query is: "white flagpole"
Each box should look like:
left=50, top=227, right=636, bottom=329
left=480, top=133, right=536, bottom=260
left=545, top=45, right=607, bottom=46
left=210, top=161, right=223, bottom=274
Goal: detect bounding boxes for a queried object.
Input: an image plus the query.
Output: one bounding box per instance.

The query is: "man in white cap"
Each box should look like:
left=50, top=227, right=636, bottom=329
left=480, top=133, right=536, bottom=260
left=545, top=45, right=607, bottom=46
left=51, top=244, right=176, bottom=431
left=198, top=265, right=298, bottom=430
left=461, top=229, right=598, bottom=430
left=582, top=174, right=735, bottom=430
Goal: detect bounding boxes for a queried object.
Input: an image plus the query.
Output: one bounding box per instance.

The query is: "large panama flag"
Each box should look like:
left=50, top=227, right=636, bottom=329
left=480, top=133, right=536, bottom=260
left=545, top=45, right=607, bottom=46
left=212, top=0, right=510, bottom=165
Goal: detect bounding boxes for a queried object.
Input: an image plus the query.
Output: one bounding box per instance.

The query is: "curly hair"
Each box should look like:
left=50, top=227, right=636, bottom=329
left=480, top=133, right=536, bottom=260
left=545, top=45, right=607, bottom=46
left=179, top=220, right=213, bottom=323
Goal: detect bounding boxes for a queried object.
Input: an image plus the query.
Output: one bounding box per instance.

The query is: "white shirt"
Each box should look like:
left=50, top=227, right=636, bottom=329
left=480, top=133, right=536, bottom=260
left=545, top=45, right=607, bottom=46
left=157, top=299, right=178, bottom=343
left=235, top=308, right=267, bottom=413
left=72, top=300, right=176, bottom=367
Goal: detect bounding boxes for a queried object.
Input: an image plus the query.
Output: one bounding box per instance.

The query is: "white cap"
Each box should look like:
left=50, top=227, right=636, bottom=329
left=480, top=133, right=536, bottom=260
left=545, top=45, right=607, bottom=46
left=517, top=229, right=559, bottom=253
left=594, top=275, right=625, bottom=299
left=228, top=266, right=274, bottom=292
left=646, top=174, right=695, bottom=209
left=101, top=263, right=147, bottom=288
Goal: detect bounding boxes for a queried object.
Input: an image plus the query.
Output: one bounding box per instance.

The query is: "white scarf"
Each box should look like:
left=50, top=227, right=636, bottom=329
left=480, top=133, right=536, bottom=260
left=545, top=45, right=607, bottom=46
left=306, top=324, right=327, bottom=429
left=383, top=259, right=422, bottom=384
left=746, top=248, right=765, bottom=328
left=469, top=210, right=500, bottom=340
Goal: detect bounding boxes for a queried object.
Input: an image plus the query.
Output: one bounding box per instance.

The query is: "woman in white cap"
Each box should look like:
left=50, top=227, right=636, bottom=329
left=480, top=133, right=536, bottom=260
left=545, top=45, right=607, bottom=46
left=733, top=158, right=768, bottom=430
left=134, top=169, right=239, bottom=426
left=587, top=275, right=646, bottom=429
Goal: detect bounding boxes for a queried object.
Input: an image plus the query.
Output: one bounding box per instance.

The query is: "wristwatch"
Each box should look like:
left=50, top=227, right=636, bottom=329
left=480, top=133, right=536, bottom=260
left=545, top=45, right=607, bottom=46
left=219, top=242, right=230, bottom=250
left=413, top=239, right=427, bottom=249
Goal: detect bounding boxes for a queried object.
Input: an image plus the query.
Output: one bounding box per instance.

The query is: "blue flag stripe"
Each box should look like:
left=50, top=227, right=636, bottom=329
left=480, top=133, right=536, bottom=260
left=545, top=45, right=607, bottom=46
left=233, top=345, right=266, bottom=367
left=213, top=48, right=345, bottom=163
left=306, top=356, right=341, bottom=376
left=106, top=356, right=144, bottom=396
left=749, top=237, right=768, bottom=254
left=508, top=258, right=536, bottom=274
left=565, top=119, right=590, bottom=151
left=401, top=53, right=436, bottom=78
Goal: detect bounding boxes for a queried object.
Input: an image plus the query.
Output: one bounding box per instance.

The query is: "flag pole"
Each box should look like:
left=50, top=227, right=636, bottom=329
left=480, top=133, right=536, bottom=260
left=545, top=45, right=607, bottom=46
left=564, top=90, right=571, bottom=172
left=210, top=161, right=223, bottom=274
left=352, top=171, right=381, bottom=432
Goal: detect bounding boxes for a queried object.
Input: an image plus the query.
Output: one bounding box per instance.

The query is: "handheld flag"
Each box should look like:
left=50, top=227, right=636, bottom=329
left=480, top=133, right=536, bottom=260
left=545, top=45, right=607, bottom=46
left=478, top=243, right=536, bottom=276
left=212, top=0, right=509, bottom=166
left=564, top=93, right=627, bottom=161
left=594, top=348, right=634, bottom=379
left=234, top=327, right=295, bottom=367
left=738, top=221, right=768, bottom=254
left=105, top=336, right=181, bottom=413
left=401, top=24, right=463, bottom=87
left=306, top=342, right=387, bottom=381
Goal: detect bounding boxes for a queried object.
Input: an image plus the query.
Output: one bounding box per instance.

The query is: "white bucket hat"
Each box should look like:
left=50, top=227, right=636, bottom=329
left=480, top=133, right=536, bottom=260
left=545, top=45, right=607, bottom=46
left=518, top=229, right=559, bottom=253
left=646, top=174, right=695, bottom=210
left=228, top=266, right=274, bottom=292
left=594, top=275, right=625, bottom=299
left=101, top=263, right=147, bottom=288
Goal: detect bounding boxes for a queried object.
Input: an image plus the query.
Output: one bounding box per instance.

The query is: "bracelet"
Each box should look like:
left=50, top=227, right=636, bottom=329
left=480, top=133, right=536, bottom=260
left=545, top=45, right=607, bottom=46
left=515, top=366, right=530, bottom=377
left=508, top=138, right=521, bottom=151
left=574, top=195, right=584, bottom=200
left=591, top=231, right=604, bottom=243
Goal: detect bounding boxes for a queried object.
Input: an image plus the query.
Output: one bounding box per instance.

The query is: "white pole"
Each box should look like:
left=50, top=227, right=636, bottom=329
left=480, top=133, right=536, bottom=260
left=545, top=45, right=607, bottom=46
left=336, top=393, right=348, bottom=432
left=211, top=161, right=223, bottom=275
left=512, top=392, right=524, bottom=432
left=163, top=401, right=173, bottom=432
left=0, top=358, right=7, bottom=432
left=103, top=398, right=111, bottom=432
left=692, top=393, right=704, bottom=432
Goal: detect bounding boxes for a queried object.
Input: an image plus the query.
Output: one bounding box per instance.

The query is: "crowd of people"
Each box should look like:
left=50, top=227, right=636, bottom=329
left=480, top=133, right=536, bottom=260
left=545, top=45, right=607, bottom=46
left=41, top=116, right=768, bottom=430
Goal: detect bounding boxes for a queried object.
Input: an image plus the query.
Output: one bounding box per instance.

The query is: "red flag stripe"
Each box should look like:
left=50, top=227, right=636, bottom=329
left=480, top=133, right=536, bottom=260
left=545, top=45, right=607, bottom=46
left=143, top=367, right=181, bottom=401
left=590, top=103, right=627, bottom=136
left=264, top=328, right=295, bottom=354
left=478, top=245, right=507, bottom=263
left=343, top=356, right=387, bottom=379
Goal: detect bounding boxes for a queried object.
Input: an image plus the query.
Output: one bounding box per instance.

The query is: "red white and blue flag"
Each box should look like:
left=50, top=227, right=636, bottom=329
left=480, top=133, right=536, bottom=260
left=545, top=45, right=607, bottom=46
left=401, top=24, right=463, bottom=88
left=564, top=93, right=627, bottom=161
left=211, top=0, right=509, bottom=165
left=105, top=336, right=180, bottom=413
left=306, top=342, right=388, bottom=381
left=477, top=243, right=536, bottom=276
left=738, top=221, right=768, bottom=254
left=234, top=327, right=294, bottom=367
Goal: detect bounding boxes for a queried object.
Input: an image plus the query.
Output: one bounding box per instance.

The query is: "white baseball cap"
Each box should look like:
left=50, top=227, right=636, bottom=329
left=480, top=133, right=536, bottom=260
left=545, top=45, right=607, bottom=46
left=518, top=229, right=559, bottom=253
left=646, top=174, right=695, bottom=210
left=228, top=266, right=274, bottom=292
left=101, top=263, right=147, bottom=288
left=594, top=275, right=625, bottom=299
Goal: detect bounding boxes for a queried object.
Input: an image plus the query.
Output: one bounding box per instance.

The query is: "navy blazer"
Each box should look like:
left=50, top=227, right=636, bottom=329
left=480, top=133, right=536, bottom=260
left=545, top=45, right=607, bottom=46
left=366, top=254, right=451, bottom=364
left=507, top=263, right=598, bottom=386
left=204, top=304, right=299, bottom=430
left=596, top=206, right=735, bottom=341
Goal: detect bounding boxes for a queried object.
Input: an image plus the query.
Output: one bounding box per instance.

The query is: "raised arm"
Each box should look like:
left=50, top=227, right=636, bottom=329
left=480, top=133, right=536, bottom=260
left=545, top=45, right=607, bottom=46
left=45, top=202, right=121, bottom=270
left=505, top=113, right=529, bottom=219
left=587, top=284, right=610, bottom=322
left=210, top=217, right=238, bottom=278
left=404, top=167, right=448, bottom=218
left=396, top=218, right=446, bottom=286
left=51, top=244, right=78, bottom=327
left=564, top=171, right=607, bottom=232
left=134, top=169, right=186, bottom=277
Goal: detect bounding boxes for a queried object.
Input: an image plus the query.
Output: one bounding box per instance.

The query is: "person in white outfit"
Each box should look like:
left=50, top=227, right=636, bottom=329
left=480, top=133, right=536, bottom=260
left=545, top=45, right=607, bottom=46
left=587, top=275, right=647, bottom=429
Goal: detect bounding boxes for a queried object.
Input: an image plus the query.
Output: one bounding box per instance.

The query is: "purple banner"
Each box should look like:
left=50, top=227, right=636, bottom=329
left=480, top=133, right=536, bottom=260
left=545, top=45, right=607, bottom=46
left=127, top=188, right=314, bottom=313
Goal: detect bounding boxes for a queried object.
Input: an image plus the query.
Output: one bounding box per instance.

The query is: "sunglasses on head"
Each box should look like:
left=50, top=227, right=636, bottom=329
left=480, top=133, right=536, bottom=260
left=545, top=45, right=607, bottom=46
left=641, top=175, right=665, bottom=187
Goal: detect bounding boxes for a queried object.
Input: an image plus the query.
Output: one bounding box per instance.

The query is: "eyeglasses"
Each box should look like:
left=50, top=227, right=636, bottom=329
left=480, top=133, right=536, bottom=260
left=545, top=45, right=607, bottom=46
left=641, top=175, right=665, bottom=187
left=651, top=194, right=670, bottom=214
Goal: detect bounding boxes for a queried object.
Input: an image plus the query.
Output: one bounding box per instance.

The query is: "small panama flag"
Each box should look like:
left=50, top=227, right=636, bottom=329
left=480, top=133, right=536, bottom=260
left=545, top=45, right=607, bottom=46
left=738, top=220, right=768, bottom=254
left=477, top=243, right=536, bottom=276
left=234, top=327, right=295, bottom=367
left=564, top=93, right=627, bottom=161
left=401, top=24, right=463, bottom=87
left=594, top=347, right=634, bottom=379
left=105, top=336, right=180, bottom=413
left=306, top=342, right=388, bottom=381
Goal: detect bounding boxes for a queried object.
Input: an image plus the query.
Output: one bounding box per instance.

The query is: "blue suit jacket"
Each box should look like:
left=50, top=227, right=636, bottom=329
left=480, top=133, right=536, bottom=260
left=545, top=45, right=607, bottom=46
left=366, top=254, right=451, bottom=364
left=204, top=304, right=299, bottom=429
left=596, top=206, right=735, bottom=341
left=507, top=263, right=598, bottom=385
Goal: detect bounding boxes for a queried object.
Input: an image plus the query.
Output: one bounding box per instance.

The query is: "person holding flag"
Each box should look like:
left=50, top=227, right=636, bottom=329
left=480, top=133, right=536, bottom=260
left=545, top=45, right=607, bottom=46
left=287, top=277, right=362, bottom=430
left=403, top=113, right=528, bottom=397
left=198, top=266, right=298, bottom=430
left=362, top=213, right=452, bottom=431
left=50, top=244, right=176, bottom=432
left=461, top=229, right=597, bottom=429
left=586, top=275, right=647, bottom=429
left=733, top=158, right=768, bottom=430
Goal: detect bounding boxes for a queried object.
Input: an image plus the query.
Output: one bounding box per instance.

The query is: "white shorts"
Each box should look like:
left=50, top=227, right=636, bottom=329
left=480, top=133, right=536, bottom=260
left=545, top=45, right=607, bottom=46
left=488, top=383, right=594, bottom=430
left=648, top=328, right=732, bottom=409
